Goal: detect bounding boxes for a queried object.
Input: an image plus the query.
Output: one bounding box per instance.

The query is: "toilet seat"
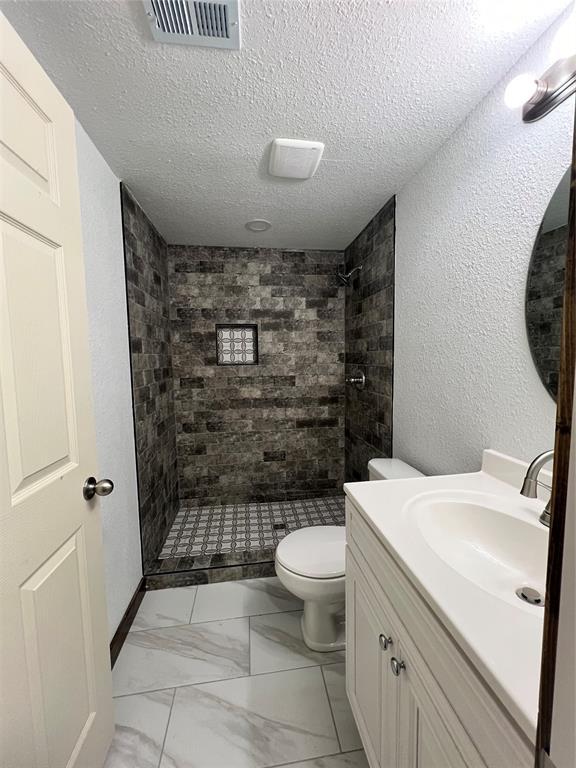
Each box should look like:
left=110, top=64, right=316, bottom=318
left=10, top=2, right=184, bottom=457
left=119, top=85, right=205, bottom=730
left=275, top=526, right=345, bottom=579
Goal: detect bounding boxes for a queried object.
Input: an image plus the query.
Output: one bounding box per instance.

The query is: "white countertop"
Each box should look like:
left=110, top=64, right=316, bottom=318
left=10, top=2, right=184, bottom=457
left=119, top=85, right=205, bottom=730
left=344, top=450, right=549, bottom=742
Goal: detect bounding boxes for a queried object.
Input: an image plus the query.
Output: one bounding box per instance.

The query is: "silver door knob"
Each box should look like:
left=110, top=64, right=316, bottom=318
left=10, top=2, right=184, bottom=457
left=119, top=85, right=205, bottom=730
left=83, top=477, right=114, bottom=500
left=379, top=634, right=393, bottom=651
left=390, top=657, right=406, bottom=676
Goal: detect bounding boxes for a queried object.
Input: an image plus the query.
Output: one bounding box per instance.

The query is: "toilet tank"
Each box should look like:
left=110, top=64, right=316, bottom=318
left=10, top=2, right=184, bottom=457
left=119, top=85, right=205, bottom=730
left=368, top=458, right=424, bottom=481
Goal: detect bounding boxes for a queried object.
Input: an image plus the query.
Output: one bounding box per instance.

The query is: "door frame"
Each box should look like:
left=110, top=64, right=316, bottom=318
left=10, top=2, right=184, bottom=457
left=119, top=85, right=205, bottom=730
left=535, top=101, right=576, bottom=767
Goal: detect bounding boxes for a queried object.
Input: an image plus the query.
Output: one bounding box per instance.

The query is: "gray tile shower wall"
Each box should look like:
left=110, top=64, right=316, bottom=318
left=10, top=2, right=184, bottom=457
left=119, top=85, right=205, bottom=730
left=121, top=185, right=179, bottom=571
left=167, top=246, right=346, bottom=506
left=344, top=197, right=395, bottom=481
left=526, top=224, right=567, bottom=398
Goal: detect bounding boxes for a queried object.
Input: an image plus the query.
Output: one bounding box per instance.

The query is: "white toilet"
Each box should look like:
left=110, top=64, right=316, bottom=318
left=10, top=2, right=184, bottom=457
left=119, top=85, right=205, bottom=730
left=275, top=458, right=424, bottom=651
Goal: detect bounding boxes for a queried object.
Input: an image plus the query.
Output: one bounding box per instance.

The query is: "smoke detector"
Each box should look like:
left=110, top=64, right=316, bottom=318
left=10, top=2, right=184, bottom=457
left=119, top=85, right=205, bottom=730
left=143, top=0, right=241, bottom=49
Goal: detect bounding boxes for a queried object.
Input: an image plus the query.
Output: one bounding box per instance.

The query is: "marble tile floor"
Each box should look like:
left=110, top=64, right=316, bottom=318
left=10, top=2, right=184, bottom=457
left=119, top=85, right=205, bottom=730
left=106, top=576, right=367, bottom=768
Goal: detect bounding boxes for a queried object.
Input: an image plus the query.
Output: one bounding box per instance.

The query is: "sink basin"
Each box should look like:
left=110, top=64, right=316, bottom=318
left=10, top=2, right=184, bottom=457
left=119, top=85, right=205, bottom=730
left=406, top=491, right=548, bottom=609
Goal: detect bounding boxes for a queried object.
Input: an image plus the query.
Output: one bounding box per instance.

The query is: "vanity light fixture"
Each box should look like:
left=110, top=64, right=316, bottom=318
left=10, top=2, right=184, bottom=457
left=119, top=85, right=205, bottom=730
left=245, top=219, right=271, bottom=232
left=504, top=74, right=546, bottom=109
left=516, top=53, right=576, bottom=122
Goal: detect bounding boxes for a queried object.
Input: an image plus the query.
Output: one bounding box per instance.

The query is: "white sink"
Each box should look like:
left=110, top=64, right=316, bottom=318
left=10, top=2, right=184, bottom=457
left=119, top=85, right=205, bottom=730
left=406, top=490, right=548, bottom=610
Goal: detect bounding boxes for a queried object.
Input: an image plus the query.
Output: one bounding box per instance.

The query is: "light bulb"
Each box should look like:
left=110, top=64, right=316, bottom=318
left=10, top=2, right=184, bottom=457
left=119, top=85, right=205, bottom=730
left=504, top=74, right=539, bottom=109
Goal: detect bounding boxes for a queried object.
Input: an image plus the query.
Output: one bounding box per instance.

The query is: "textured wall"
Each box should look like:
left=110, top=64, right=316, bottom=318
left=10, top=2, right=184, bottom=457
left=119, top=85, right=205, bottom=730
left=344, top=198, right=395, bottom=481
left=76, top=124, right=141, bottom=637
left=394, top=13, right=574, bottom=475
left=526, top=225, right=567, bottom=399
left=168, top=246, right=345, bottom=505
left=122, top=186, right=179, bottom=571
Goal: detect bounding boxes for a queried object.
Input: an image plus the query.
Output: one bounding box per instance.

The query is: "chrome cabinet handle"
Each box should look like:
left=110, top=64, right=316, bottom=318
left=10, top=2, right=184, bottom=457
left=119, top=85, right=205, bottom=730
left=83, top=477, right=114, bottom=501
left=379, top=634, right=393, bottom=651
left=390, top=657, right=406, bottom=676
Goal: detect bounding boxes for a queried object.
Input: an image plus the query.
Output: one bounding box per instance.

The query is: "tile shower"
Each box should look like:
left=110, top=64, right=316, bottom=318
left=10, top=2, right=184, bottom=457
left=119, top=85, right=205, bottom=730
left=122, top=184, right=395, bottom=584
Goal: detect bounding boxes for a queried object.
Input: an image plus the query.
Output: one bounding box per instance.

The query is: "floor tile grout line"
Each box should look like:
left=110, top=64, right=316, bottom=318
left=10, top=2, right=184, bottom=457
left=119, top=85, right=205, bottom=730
left=270, top=749, right=365, bottom=768
left=112, top=660, right=346, bottom=700
left=321, top=664, right=344, bottom=754
left=127, top=609, right=307, bottom=636
left=126, top=605, right=307, bottom=638
left=187, top=584, right=199, bottom=624
left=156, top=686, right=177, bottom=768
left=248, top=614, right=252, bottom=676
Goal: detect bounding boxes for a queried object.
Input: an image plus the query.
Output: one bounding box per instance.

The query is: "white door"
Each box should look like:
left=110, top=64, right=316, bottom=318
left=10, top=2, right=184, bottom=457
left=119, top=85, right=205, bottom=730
left=0, top=13, right=113, bottom=768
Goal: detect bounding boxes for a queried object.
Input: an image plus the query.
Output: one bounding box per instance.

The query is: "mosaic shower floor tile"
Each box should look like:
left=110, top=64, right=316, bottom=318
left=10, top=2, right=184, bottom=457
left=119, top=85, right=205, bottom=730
left=159, top=496, right=345, bottom=559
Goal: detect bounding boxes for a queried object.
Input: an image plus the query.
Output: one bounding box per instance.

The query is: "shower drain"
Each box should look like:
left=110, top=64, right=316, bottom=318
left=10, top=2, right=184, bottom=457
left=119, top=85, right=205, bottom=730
left=515, top=586, right=545, bottom=607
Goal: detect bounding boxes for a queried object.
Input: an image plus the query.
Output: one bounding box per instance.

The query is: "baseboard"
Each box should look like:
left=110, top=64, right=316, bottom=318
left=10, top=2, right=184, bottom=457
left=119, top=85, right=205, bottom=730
left=110, top=578, right=146, bottom=668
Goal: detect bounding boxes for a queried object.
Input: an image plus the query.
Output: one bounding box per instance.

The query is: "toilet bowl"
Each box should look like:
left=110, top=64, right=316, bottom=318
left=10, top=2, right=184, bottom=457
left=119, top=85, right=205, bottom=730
left=275, top=526, right=346, bottom=652
left=276, top=459, right=424, bottom=652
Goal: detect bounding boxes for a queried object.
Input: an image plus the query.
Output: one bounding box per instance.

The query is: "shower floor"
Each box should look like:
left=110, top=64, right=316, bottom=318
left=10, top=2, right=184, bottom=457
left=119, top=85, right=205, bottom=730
left=159, top=495, right=345, bottom=560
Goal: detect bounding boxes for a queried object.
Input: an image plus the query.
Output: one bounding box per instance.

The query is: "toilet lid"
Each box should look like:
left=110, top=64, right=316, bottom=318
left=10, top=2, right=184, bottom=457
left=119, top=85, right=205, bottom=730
left=276, top=526, right=345, bottom=579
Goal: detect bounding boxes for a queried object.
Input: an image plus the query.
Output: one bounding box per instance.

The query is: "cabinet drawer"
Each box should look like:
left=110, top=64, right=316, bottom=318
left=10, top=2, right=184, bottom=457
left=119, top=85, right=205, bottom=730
left=346, top=499, right=532, bottom=768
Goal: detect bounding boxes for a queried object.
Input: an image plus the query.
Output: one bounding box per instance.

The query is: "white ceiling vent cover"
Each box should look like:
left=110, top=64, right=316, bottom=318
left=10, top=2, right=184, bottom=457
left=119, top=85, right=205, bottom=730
left=143, top=0, right=241, bottom=49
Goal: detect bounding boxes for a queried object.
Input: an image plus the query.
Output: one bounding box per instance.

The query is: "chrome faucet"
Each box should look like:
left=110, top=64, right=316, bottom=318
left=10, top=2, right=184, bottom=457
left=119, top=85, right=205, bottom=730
left=520, top=450, right=554, bottom=527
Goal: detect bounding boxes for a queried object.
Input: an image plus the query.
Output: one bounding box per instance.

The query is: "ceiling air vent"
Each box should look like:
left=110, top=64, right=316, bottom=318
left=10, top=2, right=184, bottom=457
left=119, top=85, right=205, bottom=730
left=143, top=0, right=241, bottom=49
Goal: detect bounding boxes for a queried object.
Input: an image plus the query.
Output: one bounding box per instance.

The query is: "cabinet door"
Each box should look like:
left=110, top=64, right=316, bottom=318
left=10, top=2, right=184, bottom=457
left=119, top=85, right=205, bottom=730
left=396, top=642, right=485, bottom=768
left=346, top=551, right=398, bottom=768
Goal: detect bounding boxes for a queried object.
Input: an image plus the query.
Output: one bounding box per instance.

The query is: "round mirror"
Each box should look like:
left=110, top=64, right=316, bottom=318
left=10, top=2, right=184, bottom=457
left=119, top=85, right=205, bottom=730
left=526, top=169, right=570, bottom=401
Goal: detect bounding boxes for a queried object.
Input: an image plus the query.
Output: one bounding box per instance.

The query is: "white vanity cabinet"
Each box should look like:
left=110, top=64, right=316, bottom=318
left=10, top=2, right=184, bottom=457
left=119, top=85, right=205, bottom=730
left=345, top=500, right=533, bottom=768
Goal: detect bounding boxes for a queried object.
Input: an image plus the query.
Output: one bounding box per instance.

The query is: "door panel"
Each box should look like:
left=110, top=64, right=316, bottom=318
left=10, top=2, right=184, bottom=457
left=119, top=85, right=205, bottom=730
left=0, top=61, right=57, bottom=198
left=0, top=13, right=113, bottom=768
left=397, top=642, right=483, bottom=768
left=346, top=550, right=399, bottom=768
left=0, top=223, right=76, bottom=499
left=354, top=585, right=384, bottom=757
left=21, top=531, right=95, bottom=768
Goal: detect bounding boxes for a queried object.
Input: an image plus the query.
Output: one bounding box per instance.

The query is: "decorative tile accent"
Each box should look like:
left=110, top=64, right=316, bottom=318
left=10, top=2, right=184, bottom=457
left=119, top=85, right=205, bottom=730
left=216, top=324, right=258, bottom=365
left=345, top=197, right=395, bottom=481
left=159, top=496, right=345, bottom=559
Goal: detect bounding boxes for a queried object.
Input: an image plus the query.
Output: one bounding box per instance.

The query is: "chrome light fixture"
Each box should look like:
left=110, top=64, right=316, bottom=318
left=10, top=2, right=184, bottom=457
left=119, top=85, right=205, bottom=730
left=521, top=54, right=576, bottom=122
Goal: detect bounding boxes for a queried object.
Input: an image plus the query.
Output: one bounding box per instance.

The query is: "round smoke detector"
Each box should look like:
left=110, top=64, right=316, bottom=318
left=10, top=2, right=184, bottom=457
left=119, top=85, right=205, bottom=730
left=245, top=219, right=271, bottom=232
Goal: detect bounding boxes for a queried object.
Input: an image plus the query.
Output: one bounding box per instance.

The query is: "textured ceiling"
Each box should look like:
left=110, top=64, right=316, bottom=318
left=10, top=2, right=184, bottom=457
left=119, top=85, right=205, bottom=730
left=1, top=0, right=569, bottom=248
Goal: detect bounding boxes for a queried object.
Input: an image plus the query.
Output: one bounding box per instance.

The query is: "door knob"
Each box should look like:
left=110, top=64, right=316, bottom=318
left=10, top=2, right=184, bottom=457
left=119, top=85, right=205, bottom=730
left=390, top=657, right=406, bottom=677
left=83, top=477, right=114, bottom=500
